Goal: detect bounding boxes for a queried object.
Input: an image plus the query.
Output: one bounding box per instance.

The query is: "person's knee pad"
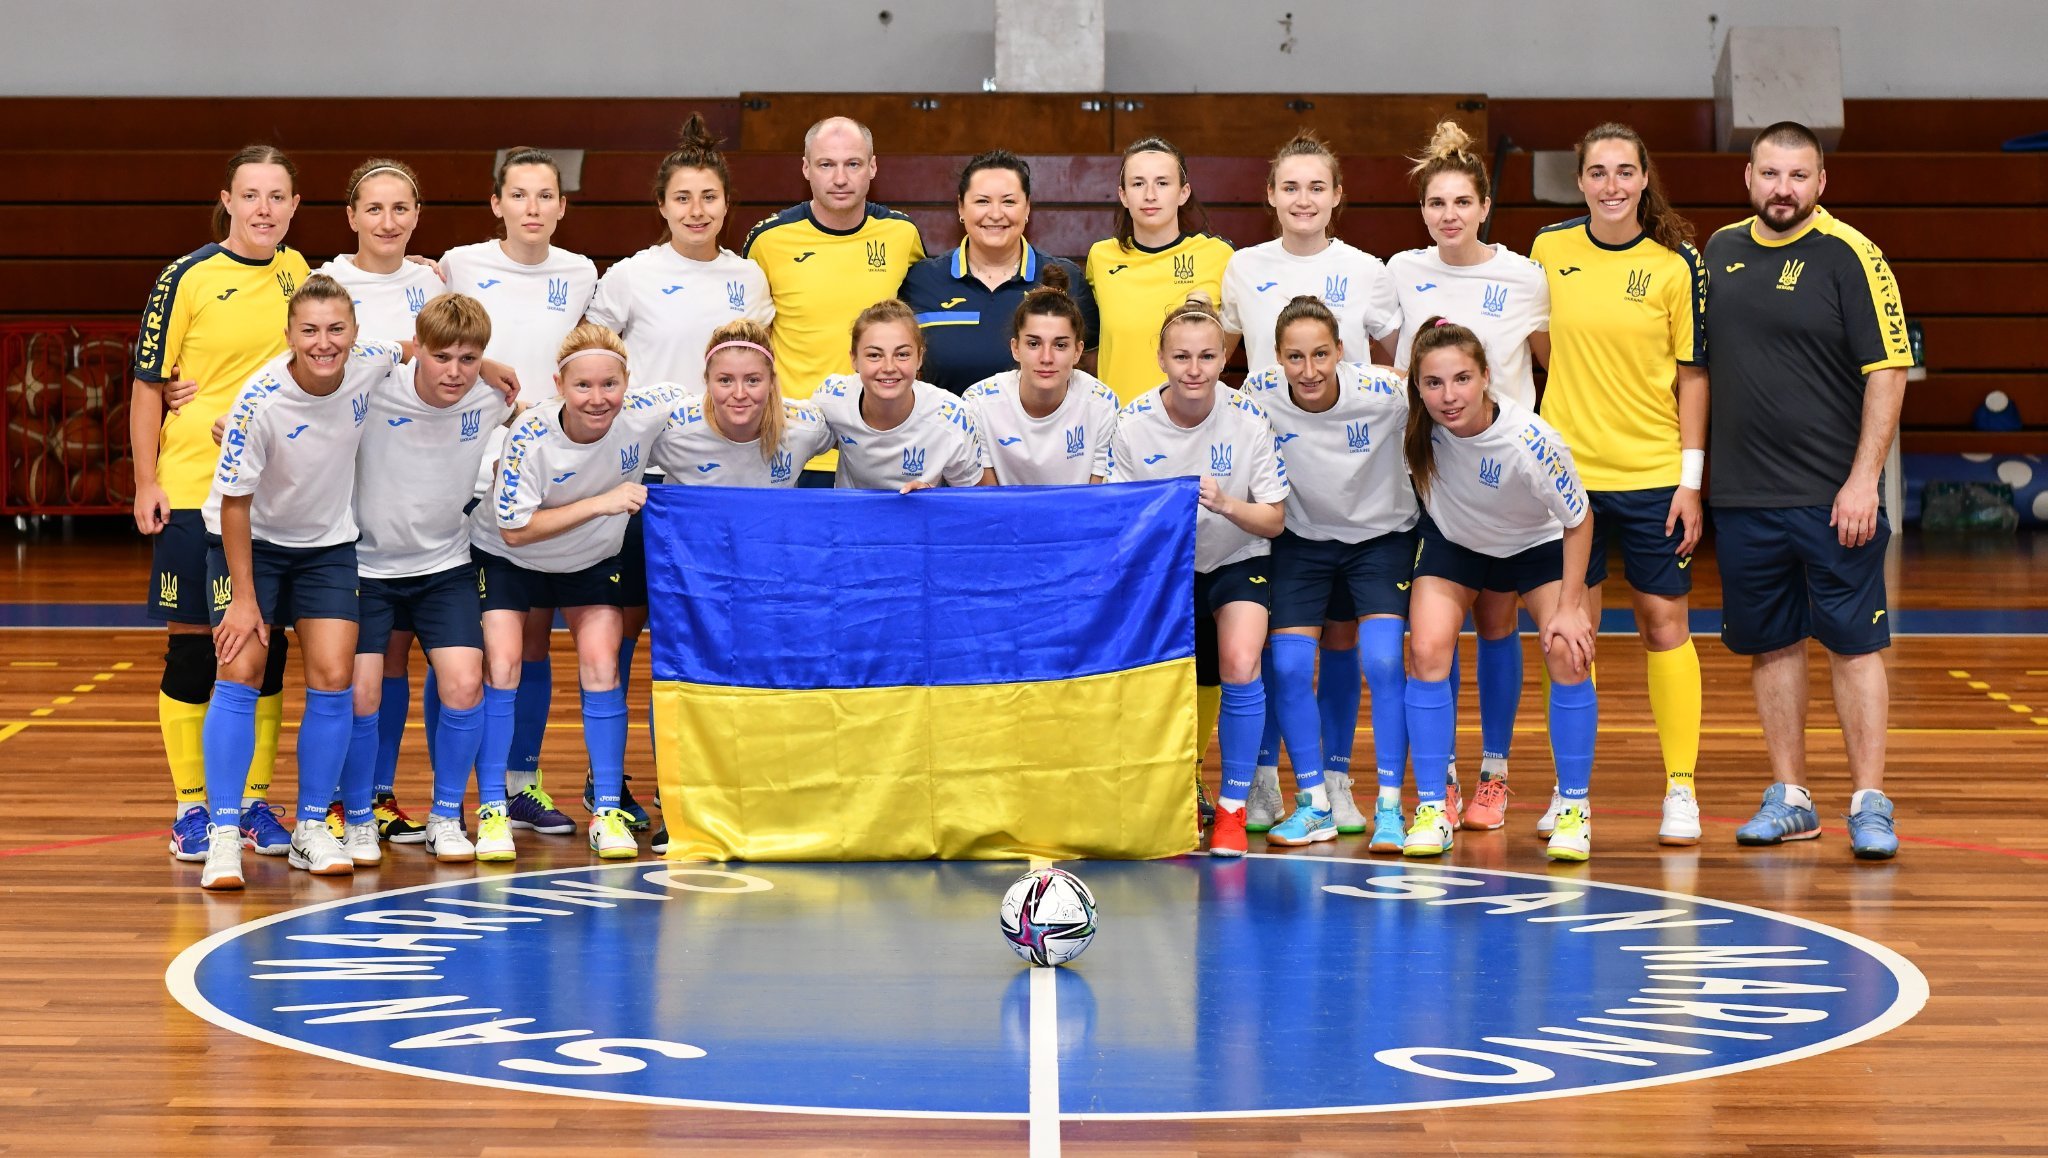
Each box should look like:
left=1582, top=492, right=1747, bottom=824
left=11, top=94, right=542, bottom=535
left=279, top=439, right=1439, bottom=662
left=161, top=634, right=215, bottom=705
left=259, top=631, right=290, bottom=697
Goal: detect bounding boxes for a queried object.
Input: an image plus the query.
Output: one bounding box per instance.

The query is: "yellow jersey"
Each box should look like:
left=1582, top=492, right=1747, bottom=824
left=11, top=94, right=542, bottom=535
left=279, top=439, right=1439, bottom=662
left=133, top=243, right=312, bottom=509
left=741, top=202, right=925, bottom=399
left=1529, top=218, right=1706, bottom=491
left=1085, top=233, right=1234, bottom=402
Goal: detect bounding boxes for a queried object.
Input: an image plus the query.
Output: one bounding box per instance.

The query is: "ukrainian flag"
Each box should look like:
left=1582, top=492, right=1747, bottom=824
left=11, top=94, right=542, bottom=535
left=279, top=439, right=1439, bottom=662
left=644, top=479, right=1200, bottom=861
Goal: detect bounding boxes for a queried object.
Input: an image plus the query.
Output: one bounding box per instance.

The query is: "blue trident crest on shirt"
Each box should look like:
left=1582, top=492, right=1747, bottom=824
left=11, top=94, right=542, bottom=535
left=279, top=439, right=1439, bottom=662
left=1064, top=425, right=1087, bottom=459
left=1479, top=457, right=1503, bottom=488
left=1346, top=421, right=1371, bottom=452
left=620, top=443, right=641, bottom=474
left=1482, top=283, right=1508, bottom=318
left=901, top=446, right=927, bottom=476
left=769, top=448, right=793, bottom=483
left=726, top=281, right=747, bottom=311
left=1208, top=443, right=1234, bottom=476
left=351, top=395, right=369, bottom=426
left=546, top=278, right=571, bottom=311
left=459, top=408, right=484, bottom=442
left=1324, top=274, right=1349, bottom=305
left=405, top=285, right=429, bottom=315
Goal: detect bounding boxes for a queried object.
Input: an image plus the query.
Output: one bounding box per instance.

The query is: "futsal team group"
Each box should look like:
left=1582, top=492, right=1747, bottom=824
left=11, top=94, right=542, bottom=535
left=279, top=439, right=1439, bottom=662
left=124, top=110, right=1911, bottom=890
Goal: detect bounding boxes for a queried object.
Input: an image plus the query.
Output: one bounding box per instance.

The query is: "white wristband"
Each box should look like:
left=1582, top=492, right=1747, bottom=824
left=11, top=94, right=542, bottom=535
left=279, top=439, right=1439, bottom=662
left=1679, top=449, right=1705, bottom=490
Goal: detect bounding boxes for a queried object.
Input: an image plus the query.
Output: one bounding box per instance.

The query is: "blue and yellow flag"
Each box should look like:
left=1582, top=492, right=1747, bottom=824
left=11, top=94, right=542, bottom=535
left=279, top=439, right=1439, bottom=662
left=644, top=480, right=1201, bottom=861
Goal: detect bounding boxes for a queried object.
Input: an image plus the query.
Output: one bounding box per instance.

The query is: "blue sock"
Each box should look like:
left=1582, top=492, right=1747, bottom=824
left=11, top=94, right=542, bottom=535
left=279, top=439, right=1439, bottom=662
left=1549, top=677, right=1598, bottom=801
left=477, top=685, right=518, bottom=812
left=1447, top=647, right=1461, bottom=768
left=296, top=689, right=356, bottom=823
left=1315, top=644, right=1361, bottom=777
left=431, top=701, right=486, bottom=819
left=1359, top=620, right=1408, bottom=792
left=1477, top=632, right=1523, bottom=768
left=341, top=713, right=379, bottom=824
left=508, top=658, right=551, bottom=783
left=618, top=634, right=639, bottom=683
left=1404, top=676, right=1454, bottom=805
left=1216, top=679, right=1264, bottom=805
left=422, top=667, right=441, bottom=771
left=582, top=685, right=628, bottom=811
left=1256, top=647, right=1280, bottom=767
left=203, top=681, right=261, bottom=827
left=1268, top=636, right=1325, bottom=790
left=375, top=676, right=407, bottom=797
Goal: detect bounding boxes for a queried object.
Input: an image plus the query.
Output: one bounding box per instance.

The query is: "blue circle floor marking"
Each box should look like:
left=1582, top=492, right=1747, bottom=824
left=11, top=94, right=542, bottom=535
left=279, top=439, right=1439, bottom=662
left=167, top=856, right=1927, bottom=1120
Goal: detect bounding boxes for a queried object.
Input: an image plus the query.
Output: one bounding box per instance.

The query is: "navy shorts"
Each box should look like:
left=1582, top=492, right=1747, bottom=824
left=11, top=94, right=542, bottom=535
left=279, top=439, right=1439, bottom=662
left=1715, top=505, right=1891, bottom=656
left=618, top=507, right=650, bottom=607
left=1585, top=486, right=1694, bottom=595
left=1269, top=528, right=1416, bottom=629
left=205, top=535, right=360, bottom=626
left=472, top=547, right=629, bottom=613
left=1194, top=554, right=1271, bottom=686
left=358, top=565, right=484, bottom=656
left=1412, top=515, right=1563, bottom=596
left=147, top=509, right=212, bottom=625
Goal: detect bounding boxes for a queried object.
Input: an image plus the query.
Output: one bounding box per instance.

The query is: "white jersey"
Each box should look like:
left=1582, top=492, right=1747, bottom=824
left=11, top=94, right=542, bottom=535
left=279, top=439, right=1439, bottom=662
left=811, top=376, right=986, bottom=491
left=205, top=342, right=400, bottom=548
left=438, top=242, right=598, bottom=404
left=1106, top=385, right=1290, bottom=572
left=1420, top=393, right=1588, bottom=558
left=585, top=244, right=774, bottom=390
left=1221, top=238, right=1401, bottom=371
left=1239, top=362, right=1418, bottom=542
left=1388, top=245, right=1550, bottom=410
left=319, top=255, right=447, bottom=345
left=650, top=397, right=833, bottom=488
left=474, top=384, right=681, bottom=573
left=961, top=369, right=1120, bottom=486
left=356, top=364, right=514, bottom=579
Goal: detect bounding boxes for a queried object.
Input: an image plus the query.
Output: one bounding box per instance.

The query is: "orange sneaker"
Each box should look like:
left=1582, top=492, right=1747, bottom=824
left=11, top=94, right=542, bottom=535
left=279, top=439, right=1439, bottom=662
left=1209, top=806, right=1248, bottom=858
left=1463, top=778, right=1509, bottom=830
left=1445, top=776, right=1465, bottom=830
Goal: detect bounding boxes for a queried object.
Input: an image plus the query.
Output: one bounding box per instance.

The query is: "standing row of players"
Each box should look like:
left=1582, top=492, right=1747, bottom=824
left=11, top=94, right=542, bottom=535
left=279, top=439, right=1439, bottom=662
left=132, top=112, right=1908, bottom=884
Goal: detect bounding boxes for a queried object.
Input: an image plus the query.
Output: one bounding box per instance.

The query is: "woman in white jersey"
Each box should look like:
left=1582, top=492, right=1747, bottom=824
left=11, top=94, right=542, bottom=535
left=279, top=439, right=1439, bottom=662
left=1238, top=297, right=1417, bottom=853
left=651, top=318, right=832, bottom=489
left=1106, top=294, right=1288, bottom=859
left=810, top=299, right=991, bottom=491
left=961, top=265, right=1119, bottom=485
left=1402, top=318, right=1598, bottom=862
left=471, top=324, right=677, bottom=861
left=1388, top=122, right=1552, bottom=835
left=320, top=156, right=449, bottom=846
left=441, top=147, right=599, bottom=838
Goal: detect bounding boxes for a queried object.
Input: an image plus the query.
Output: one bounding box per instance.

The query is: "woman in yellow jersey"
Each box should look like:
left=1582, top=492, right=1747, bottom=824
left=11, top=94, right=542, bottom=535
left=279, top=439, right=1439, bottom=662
left=132, top=145, right=312, bottom=867
left=1528, top=123, right=1708, bottom=848
left=1085, top=138, right=1234, bottom=402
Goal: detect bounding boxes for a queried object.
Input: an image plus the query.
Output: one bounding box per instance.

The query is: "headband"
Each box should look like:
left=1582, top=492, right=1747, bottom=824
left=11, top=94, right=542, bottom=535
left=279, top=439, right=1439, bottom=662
left=1167, top=311, right=1218, bottom=327
left=348, top=165, right=417, bottom=199
left=557, top=347, right=628, bottom=373
left=706, top=340, right=774, bottom=363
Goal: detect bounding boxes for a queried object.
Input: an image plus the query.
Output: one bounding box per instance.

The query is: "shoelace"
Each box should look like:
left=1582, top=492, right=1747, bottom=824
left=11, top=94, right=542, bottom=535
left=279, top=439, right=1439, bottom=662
left=377, top=797, right=418, bottom=823
left=1473, top=780, right=1512, bottom=807
left=520, top=785, right=559, bottom=811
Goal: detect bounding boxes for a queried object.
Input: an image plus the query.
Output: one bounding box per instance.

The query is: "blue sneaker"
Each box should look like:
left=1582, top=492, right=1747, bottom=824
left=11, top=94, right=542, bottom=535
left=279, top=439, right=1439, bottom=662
left=583, top=771, right=651, bottom=831
left=169, top=805, right=210, bottom=862
left=1266, top=790, right=1337, bottom=847
left=1368, top=798, right=1405, bottom=854
left=1847, top=792, right=1899, bottom=860
left=507, top=783, right=576, bottom=834
left=1735, top=783, right=1821, bottom=846
left=240, top=800, right=292, bottom=856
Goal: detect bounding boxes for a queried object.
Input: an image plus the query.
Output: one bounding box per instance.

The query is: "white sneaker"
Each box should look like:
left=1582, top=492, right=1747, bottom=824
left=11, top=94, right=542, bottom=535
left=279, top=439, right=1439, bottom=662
left=588, top=807, right=639, bottom=860
left=1535, top=789, right=1589, bottom=838
left=1245, top=767, right=1284, bottom=832
left=1659, top=786, right=1702, bottom=846
left=424, top=815, right=476, bottom=863
left=200, top=825, right=245, bottom=891
left=289, top=819, right=354, bottom=876
left=1546, top=804, right=1592, bottom=862
left=475, top=806, right=517, bottom=863
left=343, top=821, right=382, bottom=866
left=1326, top=772, right=1367, bottom=834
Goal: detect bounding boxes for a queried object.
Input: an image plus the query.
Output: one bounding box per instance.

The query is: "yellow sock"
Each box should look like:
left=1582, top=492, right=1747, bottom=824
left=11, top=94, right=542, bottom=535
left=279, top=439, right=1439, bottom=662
left=159, top=692, right=208, bottom=810
left=1645, top=639, right=1701, bottom=793
left=244, top=692, right=282, bottom=800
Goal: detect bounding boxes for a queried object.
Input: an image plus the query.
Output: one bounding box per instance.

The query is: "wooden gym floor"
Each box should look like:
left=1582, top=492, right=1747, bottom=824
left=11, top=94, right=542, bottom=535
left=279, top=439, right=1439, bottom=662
left=1, top=520, right=2044, bottom=1155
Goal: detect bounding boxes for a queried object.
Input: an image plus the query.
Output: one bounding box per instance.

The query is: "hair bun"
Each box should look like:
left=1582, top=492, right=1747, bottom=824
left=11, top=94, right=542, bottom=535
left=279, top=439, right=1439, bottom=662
left=1038, top=262, right=1070, bottom=295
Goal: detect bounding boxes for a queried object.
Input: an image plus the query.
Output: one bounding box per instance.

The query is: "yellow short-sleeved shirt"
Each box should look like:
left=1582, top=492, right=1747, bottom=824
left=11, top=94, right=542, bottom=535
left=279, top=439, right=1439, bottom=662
left=1529, top=218, right=1706, bottom=491
left=132, top=243, right=312, bottom=509
left=742, top=202, right=925, bottom=398
left=1085, top=233, right=1234, bottom=402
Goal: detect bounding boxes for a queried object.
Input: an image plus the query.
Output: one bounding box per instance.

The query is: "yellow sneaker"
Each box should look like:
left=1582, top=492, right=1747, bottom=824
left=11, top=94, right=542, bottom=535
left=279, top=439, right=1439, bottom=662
left=588, top=807, right=638, bottom=860
left=475, top=806, right=517, bottom=863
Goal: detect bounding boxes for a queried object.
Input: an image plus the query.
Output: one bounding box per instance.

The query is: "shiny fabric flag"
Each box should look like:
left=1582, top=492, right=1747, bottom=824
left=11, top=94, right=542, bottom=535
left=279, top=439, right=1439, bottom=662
left=645, top=479, right=1200, bottom=861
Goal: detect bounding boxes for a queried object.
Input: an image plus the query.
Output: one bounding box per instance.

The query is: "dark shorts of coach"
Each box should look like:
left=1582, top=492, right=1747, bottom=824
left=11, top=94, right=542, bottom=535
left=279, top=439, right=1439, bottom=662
left=1715, top=505, right=1891, bottom=656
left=1413, top=515, right=1563, bottom=596
left=204, top=535, right=360, bottom=627
left=147, top=509, right=213, bottom=625
left=472, top=547, right=634, bottom=614
left=1193, top=554, right=1271, bottom=686
left=1585, top=486, right=1693, bottom=595
left=357, top=565, right=484, bottom=656
left=1270, top=528, right=1417, bottom=629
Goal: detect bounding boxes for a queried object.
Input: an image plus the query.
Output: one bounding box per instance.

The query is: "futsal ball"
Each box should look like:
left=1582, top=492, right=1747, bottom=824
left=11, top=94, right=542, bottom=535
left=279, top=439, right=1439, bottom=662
left=999, top=867, right=1097, bottom=967
left=10, top=455, right=55, bottom=506
left=104, top=401, right=132, bottom=455
left=5, top=412, right=53, bottom=467
left=106, top=458, right=136, bottom=506
left=60, top=370, right=107, bottom=418
left=66, top=464, right=106, bottom=506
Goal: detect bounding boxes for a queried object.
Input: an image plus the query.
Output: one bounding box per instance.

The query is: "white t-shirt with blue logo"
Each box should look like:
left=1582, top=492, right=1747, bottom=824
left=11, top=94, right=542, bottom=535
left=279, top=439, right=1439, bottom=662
left=1106, top=385, right=1290, bottom=573
left=438, top=242, right=598, bottom=404
left=1240, top=361, right=1418, bottom=543
left=585, top=244, right=774, bottom=391
left=1389, top=245, right=1550, bottom=410
left=649, top=397, right=833, bottom=488
left=356, top=364, right=515, bottom=579
left=319, top=255, right=448, bottom=346
left=205, top=343, right=401, bottom=548
left=961, top=368, right=1120, bottom=486
left=811, top=376, right=986, bottom=491
left=1421, top=393, right=1587, bottom=559
left=1220, top=238, right=1401, bottom=373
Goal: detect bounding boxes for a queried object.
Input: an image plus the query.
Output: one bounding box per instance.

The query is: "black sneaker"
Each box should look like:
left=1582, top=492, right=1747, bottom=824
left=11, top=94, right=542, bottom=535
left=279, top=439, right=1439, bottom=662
left=583, top=770, right=652, bottom=831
